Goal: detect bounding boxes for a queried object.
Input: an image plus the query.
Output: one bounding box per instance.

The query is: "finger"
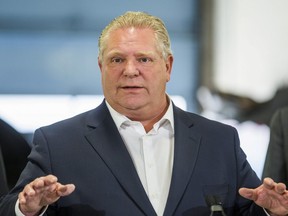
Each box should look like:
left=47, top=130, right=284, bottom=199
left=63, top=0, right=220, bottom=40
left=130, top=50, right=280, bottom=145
left=43, top=175, right=58, bottom=185
left=263, top=177, right=275, bottom=189
left=23, top=183, right=37, bottom=196
left=239, top=188, right=256, bottom=201
left=56, top=184, right=75, bottom=197
left=275, top=183, right=286, bottom=194
left=22, top=176, right=58, bottom=198
left=264, top=178, right=287, bottom=195
left=18, top=191, right=27, bottom=204
left=45, top=183, right=58, bottom=193
left=29, top=177, right=46, bottom=190
left=33, top=175, right=57, bottom=189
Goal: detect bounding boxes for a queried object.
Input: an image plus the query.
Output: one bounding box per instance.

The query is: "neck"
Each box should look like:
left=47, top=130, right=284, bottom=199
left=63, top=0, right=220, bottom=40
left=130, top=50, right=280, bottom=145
left=107, top=96, right=170, bottom=132
left=141, top=102, right=169, bottom=132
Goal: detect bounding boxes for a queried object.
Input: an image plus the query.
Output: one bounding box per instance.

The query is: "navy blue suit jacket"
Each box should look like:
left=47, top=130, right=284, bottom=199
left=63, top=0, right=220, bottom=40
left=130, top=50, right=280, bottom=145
left=0, top=101, right=266, bottom=215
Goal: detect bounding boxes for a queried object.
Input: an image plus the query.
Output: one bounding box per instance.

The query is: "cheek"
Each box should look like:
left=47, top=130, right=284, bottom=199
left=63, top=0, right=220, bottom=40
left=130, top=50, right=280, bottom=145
left=101, top=70, right=112, bottom=90
left=102, top=70, right=120, bottom=91
left=101, top=67, right=116, bottom=81
left=148, top=74, right=168, bottom=91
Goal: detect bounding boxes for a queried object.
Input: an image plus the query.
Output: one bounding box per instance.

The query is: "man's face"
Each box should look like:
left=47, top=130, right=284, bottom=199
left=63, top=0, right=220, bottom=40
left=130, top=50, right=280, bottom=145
left=98, top=27, right=173, bottom=118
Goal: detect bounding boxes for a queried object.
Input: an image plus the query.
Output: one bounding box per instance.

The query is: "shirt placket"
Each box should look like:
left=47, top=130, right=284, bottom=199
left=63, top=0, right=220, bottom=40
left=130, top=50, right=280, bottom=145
left=142, top=134, right=160, bottom=213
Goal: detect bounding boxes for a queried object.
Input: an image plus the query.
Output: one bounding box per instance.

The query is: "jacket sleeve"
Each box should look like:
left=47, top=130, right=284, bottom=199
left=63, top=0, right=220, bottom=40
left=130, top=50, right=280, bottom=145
left=231, top=127, right=267, bottom=216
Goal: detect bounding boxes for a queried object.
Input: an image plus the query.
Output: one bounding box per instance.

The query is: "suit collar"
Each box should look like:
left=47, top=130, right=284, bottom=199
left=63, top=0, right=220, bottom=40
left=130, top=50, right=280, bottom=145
left=105, top=98, right=175, bottom=132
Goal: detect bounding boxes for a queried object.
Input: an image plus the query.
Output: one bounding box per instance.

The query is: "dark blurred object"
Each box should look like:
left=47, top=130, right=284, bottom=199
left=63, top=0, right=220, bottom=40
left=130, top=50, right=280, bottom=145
left=0, top=146, right=8, bottom=197
left=0, top=118, right=31, bottom=191
left=205, top=195, right=227, bottom=216
left=197, top=86, right=288, bottom=125
left=262, top=106, right=288, bottom=184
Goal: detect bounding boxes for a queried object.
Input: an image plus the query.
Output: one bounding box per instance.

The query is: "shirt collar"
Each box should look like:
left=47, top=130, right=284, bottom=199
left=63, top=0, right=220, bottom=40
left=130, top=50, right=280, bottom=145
left=105, top=96, right=174, bottom=132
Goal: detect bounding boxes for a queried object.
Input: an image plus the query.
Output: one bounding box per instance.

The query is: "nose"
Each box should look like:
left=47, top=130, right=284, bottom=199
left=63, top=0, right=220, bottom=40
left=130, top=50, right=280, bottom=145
left=123, top=60, right=139, bottom=77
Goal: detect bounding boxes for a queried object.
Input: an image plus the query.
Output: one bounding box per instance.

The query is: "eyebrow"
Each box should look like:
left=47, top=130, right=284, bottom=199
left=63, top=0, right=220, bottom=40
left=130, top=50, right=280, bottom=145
left=106, top=50, right=157, bottom=58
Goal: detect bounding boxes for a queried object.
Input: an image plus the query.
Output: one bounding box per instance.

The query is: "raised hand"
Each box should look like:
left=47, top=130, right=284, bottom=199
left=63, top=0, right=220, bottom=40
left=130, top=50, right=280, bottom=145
left=18, top=175, right=75, bottom=216
left=239, top=177, right=288, bottom=216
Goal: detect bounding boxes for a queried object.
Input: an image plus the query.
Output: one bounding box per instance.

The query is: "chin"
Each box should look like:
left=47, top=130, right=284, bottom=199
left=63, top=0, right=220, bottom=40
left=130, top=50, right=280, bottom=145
left=120, top=100, right=146, bottom=110
left=123, top=103, right=143, bottom=110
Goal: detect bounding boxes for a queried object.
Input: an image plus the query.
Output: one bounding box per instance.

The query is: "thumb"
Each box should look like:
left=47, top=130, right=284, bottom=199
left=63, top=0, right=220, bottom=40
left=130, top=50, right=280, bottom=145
left=239, top=188, right=255, bottom=200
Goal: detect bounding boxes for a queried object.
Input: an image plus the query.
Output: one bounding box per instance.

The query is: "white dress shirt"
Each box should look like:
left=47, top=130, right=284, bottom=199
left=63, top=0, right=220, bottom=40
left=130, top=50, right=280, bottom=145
left=106, top=100, right=174, bottom=216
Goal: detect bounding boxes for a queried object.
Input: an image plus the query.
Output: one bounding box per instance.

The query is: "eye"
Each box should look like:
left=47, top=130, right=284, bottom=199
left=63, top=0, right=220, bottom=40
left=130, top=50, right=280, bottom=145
left=111, top=57, right=123, bottom=63
left=138, top=57, right=152, bottom=63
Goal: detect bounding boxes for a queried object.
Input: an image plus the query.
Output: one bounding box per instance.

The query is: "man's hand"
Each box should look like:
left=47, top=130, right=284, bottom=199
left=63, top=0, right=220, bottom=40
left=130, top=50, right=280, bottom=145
left=239, top=177, right=288, bottom=216
left=18, top=175, right=75, bottom=216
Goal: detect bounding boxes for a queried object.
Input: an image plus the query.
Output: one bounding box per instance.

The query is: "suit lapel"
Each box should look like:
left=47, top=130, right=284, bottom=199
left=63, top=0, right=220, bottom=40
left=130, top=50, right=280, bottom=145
left=84, top=102, right=157, bottom=216
left=164, top=106, right=202, bottom=216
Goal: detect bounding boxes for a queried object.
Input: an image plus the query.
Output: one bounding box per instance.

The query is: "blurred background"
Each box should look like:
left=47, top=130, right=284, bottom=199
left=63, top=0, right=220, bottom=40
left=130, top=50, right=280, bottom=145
left=1, top=0, right=288, bottom=179
left=0, top=0, right=199, bottom=132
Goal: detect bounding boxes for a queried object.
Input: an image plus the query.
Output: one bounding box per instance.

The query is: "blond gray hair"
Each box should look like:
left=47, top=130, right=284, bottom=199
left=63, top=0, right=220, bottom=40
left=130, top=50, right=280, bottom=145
left=98, top=11, right=172, bottom=62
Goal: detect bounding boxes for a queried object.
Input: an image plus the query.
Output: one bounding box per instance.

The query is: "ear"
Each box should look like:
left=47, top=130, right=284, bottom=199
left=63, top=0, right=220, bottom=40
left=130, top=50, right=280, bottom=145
left=165, top=55, right=173, bottom=82
left=98, top=57, right=103, bottom=72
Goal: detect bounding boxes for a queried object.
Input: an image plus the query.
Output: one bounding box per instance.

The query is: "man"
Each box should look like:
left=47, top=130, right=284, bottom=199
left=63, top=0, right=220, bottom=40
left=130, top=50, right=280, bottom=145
left=0, top=118, right=31, bottom=191
left=262, top=106, right=288, bottom=184
left=0, top=11, right=288, bottom=216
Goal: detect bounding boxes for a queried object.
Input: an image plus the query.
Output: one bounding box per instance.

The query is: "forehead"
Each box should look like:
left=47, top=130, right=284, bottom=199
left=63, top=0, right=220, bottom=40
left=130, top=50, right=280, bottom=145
left=110, top=26, right=155, bottom=36
left=108, top=27, right=156, bottom=46
left=103, top=27, right=162, bottom=58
